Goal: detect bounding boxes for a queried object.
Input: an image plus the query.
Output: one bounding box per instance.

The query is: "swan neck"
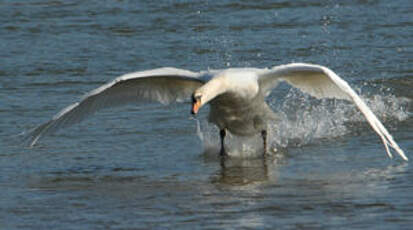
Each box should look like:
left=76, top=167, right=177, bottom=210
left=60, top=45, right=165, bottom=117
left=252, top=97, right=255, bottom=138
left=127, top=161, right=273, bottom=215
left=199, top=78, right=227, bottom=106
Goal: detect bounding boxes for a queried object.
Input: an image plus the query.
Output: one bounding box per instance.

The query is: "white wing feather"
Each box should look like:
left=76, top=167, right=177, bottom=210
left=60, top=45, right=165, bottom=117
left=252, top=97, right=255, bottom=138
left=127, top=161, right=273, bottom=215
left=27, top=67, right=205, bottom=146
left=258, top=63, right=408, bottom=161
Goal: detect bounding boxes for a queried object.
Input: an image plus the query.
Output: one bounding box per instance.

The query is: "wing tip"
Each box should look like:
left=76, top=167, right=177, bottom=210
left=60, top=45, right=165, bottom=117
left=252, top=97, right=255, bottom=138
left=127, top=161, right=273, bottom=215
left=384, top=142, right=408, bottom=161
left=397, top=149, right=409, bottom=161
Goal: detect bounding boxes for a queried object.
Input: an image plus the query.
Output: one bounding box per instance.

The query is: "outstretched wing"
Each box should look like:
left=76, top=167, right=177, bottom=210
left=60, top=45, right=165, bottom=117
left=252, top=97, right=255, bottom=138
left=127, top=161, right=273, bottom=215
left=27, top=67, right=206, bottom=146
left=258, top=63, right=408, bottom=161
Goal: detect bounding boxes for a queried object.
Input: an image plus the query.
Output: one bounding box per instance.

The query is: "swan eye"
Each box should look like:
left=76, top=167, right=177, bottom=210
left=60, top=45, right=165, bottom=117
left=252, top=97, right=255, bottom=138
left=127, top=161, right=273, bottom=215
left=192, top=94, right=201, bottom=103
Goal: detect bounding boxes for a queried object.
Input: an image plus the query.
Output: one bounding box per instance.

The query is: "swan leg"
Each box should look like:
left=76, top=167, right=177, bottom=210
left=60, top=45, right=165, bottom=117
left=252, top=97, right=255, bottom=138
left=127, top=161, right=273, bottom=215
left=261, top=130, right=267, bottom=155
left=219, top=129, right=227, bottom=156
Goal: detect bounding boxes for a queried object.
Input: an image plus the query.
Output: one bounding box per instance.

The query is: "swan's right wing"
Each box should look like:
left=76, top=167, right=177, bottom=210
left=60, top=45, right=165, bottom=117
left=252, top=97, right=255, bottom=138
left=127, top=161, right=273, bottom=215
left=257, top=63, right=407, bottom=161
left=27, top=67, right=206, bottom=146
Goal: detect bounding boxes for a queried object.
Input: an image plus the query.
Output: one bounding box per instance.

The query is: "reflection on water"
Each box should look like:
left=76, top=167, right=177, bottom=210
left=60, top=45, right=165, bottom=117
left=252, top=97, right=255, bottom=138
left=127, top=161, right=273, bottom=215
left=211, top=153, right=284, bottom=186
left=26, top=153, right=409, bottom=195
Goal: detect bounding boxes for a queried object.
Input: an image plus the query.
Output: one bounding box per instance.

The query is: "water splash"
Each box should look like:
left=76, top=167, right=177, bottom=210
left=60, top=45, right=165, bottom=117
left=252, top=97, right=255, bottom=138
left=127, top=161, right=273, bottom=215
left=196, top=119, right=266, bottom=158
left=270, top=87, right=410, bottom=148
left=196, top=88, right=410, bottom=155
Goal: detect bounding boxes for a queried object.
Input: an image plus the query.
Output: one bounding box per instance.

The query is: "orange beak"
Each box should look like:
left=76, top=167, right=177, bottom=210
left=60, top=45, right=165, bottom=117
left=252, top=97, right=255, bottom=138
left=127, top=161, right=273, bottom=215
left=191, top=99, right=201, bottom=115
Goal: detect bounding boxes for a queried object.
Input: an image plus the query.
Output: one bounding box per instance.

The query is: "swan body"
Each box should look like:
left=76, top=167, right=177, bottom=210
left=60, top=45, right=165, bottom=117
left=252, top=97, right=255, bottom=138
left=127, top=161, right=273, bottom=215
left=27, top=63, right=408, bottom=161
left=194, top=69, right=272, bottom=136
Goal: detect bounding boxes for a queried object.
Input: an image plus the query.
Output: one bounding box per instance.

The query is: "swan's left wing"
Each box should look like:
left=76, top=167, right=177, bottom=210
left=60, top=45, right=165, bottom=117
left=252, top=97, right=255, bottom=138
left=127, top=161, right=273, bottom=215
left=257, top=63, right=408, bottom=161
left=26, top=67, right=206, bottom=147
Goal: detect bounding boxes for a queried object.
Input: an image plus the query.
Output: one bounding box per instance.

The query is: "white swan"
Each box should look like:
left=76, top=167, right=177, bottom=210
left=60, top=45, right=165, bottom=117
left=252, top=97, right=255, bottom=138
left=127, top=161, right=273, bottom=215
left=27, top=63, right=408, bottom=161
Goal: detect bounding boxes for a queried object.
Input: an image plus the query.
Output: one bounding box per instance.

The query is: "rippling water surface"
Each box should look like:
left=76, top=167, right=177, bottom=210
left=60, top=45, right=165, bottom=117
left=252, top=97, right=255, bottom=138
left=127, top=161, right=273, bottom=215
left=1, top=0, right=412, bottom=229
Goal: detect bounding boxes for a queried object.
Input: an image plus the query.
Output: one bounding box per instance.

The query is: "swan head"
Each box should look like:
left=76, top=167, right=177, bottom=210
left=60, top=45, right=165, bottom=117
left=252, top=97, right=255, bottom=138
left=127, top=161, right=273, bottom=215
left=191, top=92, right=202, bottom=115
left=190, top=72, right=232, bottom=115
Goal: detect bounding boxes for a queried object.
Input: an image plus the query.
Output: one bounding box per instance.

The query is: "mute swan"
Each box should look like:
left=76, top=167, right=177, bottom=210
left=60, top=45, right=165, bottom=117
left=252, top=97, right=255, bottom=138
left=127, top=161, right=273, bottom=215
left=27, top=63, right=408, bottom=161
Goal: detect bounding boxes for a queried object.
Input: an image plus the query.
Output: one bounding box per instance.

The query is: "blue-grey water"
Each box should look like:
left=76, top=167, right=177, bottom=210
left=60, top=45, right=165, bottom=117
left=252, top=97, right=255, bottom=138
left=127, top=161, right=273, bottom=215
left=1, top=0, right=413, bottom=229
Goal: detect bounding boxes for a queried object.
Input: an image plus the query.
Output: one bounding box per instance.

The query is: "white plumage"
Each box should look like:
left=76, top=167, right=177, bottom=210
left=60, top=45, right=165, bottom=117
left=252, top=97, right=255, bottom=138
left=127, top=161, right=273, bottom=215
left=27, top=63, right=408, bottom=161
